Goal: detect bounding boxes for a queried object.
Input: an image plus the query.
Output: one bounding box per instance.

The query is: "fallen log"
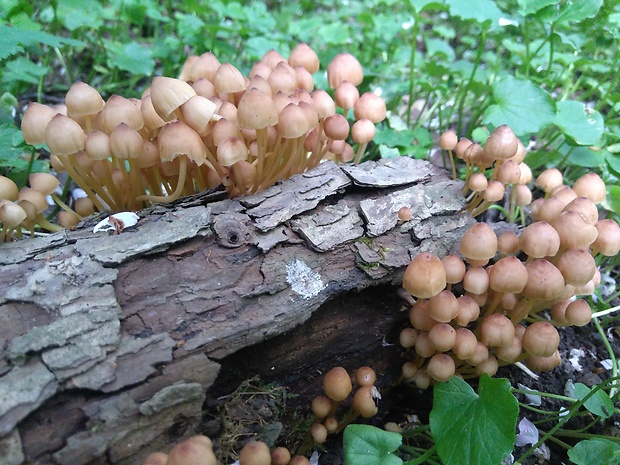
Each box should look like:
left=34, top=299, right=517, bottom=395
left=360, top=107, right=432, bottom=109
left=0, top=157, right=474, bottom=465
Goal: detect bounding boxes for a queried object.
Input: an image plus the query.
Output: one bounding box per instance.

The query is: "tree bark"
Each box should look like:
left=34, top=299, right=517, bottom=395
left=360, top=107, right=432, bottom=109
left=0, top=157, right=474, bottom=465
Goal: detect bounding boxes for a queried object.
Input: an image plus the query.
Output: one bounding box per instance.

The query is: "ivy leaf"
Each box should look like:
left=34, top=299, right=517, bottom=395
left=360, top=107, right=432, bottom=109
left=517, top=0, right=558, bottom=16
left=106, top=42, right=155, bottom=76
left=565, top=146, right=605, bottom=168
left=574, top=383, right=614, bottom=419
left=444, top=0, right=505, bottom=29
left=554, top=0, right=603, bottom=24
left=0, top=24, right=83, bottom=61
left=605, top=185, right=620, bottom=215
left=430, top=375, right=518, bottom=465
left=568, top=438, right=620, bottom=465
left=483, top=75, right=555, bottom=137
left=554, top=100, right=604, bottom=146
left=343, top=424, right=403, bottom=465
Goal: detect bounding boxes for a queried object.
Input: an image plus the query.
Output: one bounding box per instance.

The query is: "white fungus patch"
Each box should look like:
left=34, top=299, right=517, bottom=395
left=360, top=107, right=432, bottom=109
left=515, top=417, right=539, bottom=447
left=286, top=259, right=326, bottom=299
left=568, top=348, right=585, bottom=371
left=93, top=212, right=139, bottom=233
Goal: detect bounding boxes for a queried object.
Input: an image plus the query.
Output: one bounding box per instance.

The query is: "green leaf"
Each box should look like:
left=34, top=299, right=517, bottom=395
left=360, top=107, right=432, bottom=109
left=568, top=438, right=620, bottom=465
left=554, top=101, right=604, bottom=146
left=517, top=0, right=558, bottom=16
left=407, top=0, right=445, bottom=13
left=566, top=146, right=605, bottom=168
left=1, top=57, right=49, bottom=85
left=374, top=128, right=417, bottom=148
left=606, top=186, right=620, bottom=215
left=444, top=0, right=505, bottom=28
left=430, top=375, right=518, bottom=465
left=483, top=75, right=555, bottom=137
left=573, top=383, right=614, bottom=418
left=0, top=24, right=83, bottom=61
left=106, top=42, right=155, bottom=76
left=343, top=424, right=403, bottom=465
left=554, top=0, right=603, bottom=24
left=606, top=151, right=620, bottom=178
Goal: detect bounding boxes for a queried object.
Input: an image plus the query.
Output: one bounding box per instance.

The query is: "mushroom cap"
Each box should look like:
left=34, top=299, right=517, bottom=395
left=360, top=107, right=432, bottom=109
left=272, top=448, right=292, bottom=465
left=109, top=123, right=144, bottom=160
left=45, top=114, right=87, bottom=156
left=483, top=124, right=518, bottom=160
left=65, top=81, right=105, bottom=119
left=427, top=289, right=459, bottom=323
left=551, top=211, right=598, bottom=250
left=0, top=201, right=27, bottom=228
left=479, top=313, right=515, bottom=348
left=426, top=353, right=455, bottom=382
left=323, top=366, right=352, bottom=401
left=268, top=62, right=298, bottom=95
left=355, top=366, right=377, bottom=386
left=0, top=176, right=19, bottom=201
left=535, top=168, right=564, bottom=193
left=276, top=103, right=309, bottom=139
left=462, top=266, right=490, bottom=295
left=311, top=395, right=332, bottom=418
left=522, top=321, right=560, bottom=358
left=179, top=95, right=217, bottom=135
left=351, top=118, right=376, bottom=144
left=327, top=53, right=364, bottom=88
left=525, top=350, right=561, bottom=372
left=428, top=323, right=456, bottom=352
left=158, top=121, right=206, bottom=165
left=522, top=259, right=565, bottom=301
left=452, top=327, right=478, bottom=360
left=402, top=252, right=446, bottom=299
left=352, top=385, right=380, bottom=418
left=572, top=172, right=606, bottom=204
left=439, top=129, right=458, bottom=151
left=519, top=221, right=560, bottom=258
left=289, top=42, right=320, bottom=74
left=239, top=441, right=271, bottom=465
left=591, top=219, right=620, bottom=256
left=21, top=102, right=59, bottom=145
left=85, top=130, right=112, bottom=161
left=459, top=222, right=497, bottom=266
left=324, top=114, right=350, bottom=140
left=217, top=136, right=248, bottom=167
left=334, top=80, right=360, bottom=111
left=237, top=88, right=279, bottom=130
left=311, top=89, right=336, bottom=119
left=166, top=435, right=216, bottom=465
left=214, top=62, right=247, bottom=94
left=29, top=173, right=60, bottom=195
left=564, top=299, right=592, bottom=326
left=555, top=248, right=596, bottom=287
left=353, top=92, right=386, bottom=123
left=97, top=94, right=144, bottom=134
left=150, top=77, right=196, bottom=121
left=188, top=51, right=221, bottom=82
left=489, top=255, right=528, bottom=293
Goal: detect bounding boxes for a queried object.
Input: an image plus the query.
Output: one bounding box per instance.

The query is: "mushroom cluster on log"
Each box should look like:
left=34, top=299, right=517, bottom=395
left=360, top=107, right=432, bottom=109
left=0, top=157, right=473, bottom=465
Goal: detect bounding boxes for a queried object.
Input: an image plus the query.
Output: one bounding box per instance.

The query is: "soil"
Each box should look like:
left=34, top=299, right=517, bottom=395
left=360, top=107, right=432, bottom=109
left=191, top=284, right=620, bottom=465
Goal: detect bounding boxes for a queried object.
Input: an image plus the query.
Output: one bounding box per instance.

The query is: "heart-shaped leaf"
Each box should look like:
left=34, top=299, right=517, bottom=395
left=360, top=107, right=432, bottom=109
left=430, top=375, right=518, bottom=465
left=344, top=424, right=403, bottom=465
left=554, top=100, right=604, bottom=146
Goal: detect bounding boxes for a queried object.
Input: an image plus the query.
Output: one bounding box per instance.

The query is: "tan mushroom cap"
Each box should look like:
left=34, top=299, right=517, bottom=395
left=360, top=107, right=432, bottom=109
left=214, top=62, right=247, bottom=94
left=522, top=259, right=565, bottom=301
left=150, top=76, right=196, bottom=121
left=591, top=219, right=620, bottom=256
left=483, top=124, right=518, bottom=161
left=29, top=173, right=60, bottom=195
left=21, top=102, right=59, bottom=145
left=45, top=114, right=87, bottom=155
left=0, top=176, right=19, bottom=201
left=323, top=366, right=352, bottom=401
left=459, top=222, right=498, bottom=266
left=519, top=221, right=560, bottom=258
left=327, top=52, right=364, bottom=88
left=237, top=88, right=279, bottom=130
left=158, top=121, right=206, bottom=165
left=489, top=255, right=528, bottom=293
left=289, top=42, right=320, bottom=74
left=65, top=81, right=105, bottom=119
left=402, top=252, right=447, bottom=299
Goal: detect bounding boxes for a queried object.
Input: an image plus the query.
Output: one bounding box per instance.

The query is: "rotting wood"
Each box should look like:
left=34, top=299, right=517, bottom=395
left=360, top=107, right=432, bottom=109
left=0, top=157, right=475, bottom=465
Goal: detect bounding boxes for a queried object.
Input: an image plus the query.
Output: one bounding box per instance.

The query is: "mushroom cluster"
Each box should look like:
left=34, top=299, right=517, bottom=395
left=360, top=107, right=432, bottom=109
left=0, top=172, right=95, bottom=241
left=307, top=366, right=380, bottom=446
left=440, top=124, right=532, bottom=221
left=19, top=44, right=385, bottom=215
left=140, top=435, right=310, bottom=465
left=398, top=171, right=620, bottom=388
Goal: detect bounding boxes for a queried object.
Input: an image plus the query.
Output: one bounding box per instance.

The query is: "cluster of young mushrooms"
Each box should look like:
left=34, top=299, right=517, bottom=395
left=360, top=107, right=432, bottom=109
left=397, top=125, right=620, bottom=389
left=0, top=43, right=387, bottom=241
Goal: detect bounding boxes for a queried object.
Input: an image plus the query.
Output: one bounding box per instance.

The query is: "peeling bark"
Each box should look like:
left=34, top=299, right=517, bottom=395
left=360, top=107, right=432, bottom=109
left=0, top=158, right=474, bottom=464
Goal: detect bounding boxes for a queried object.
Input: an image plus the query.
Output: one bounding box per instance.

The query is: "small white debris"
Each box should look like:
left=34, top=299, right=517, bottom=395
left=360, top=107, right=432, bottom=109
left=309, top=451, right=319, bottom=465
left=518, top=383, right=542, bottom=406
left=502, top=453, right=514, bottom=465
left=286, top=260, right=326, bottom=299
left=569, top=348, right=585, bottom=371
left=565, top=379, right=575, bottom=398
left=72, top=188, right=87, bottom=200
left=93, top=212, right=139, bottom=234
left=515, top=417, right=539, bottom=447
left=559, top=407, right=570, bottom=419
left=533, top=443, right=551, bottom=462
left=498, top=17, right=518, bottom=27
left=601, top=359, right=614, bottom=370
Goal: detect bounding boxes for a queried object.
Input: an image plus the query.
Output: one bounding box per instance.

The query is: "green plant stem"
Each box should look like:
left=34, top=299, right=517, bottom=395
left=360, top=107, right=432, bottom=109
left=516, top=377, right=618, bottom=464
left=592, top=316, right=618, bottom=398
left=456, top=27, right=486, bottom=136
left=546, top=23, right=555, bottom=78
left=511, top=388, right=576, bottom=403
left=406, top=15, right=420, bottom=126
left=402, top=443, right=438, bottom=465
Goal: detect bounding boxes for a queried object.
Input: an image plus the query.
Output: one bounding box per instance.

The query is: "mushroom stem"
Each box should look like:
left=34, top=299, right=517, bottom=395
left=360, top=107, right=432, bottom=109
left=353, top=142, right=369, bottom=165
left=137, top=156, right=188, bottom=204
